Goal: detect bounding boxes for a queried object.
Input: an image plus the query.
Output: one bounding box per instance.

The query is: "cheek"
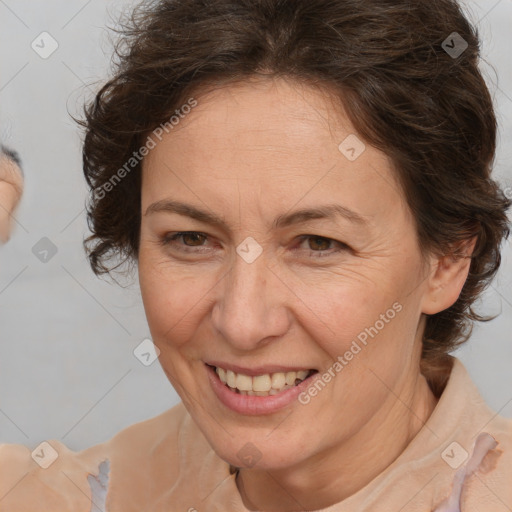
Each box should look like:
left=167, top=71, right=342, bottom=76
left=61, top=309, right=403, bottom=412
left=290, top=265, right=421, bottom=370
left=280, top=267, right=398, bottom=347
left=307, top=294, right=398, bottom=364
left=138, top=246, right=217, bottom=346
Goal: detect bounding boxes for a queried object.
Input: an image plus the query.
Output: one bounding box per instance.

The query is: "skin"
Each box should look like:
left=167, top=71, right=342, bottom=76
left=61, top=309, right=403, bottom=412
left=0, top=151, right=23, bottom=244
left=138, top=76, right=474, bottom=511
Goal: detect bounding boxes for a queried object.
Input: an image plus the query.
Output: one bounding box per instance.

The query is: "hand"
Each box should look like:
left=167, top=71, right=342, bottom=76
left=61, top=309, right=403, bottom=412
left=0, top=146, right=24, bottom=244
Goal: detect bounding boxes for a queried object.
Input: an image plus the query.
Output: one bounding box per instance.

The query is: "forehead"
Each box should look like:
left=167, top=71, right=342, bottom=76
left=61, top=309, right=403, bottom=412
left=165, top=77, right=354, bottom=155
left=141, top=77, right=408, bottom=228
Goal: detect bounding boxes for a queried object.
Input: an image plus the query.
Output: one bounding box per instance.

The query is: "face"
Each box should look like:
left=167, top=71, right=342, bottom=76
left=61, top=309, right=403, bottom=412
left=138, top=77, right=434, bottom=470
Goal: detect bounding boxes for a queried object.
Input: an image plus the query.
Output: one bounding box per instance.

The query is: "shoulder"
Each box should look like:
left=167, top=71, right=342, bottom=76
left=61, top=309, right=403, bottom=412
left=101, top=401, right=188, bottom=484
left=472, top=413, right=512, bottom=502
left=107, top=400, right=188, bottom=450
left=447, top=360, right=512, bottom=510
left=0, top=403, right=189, bottom=511
left=453, top=418, right=512, bottom=512
left=100, top=401, right=219, bottom=509
left=404, top=358, right=512, bottom=511
left=0, top=438, right=109, bottom=511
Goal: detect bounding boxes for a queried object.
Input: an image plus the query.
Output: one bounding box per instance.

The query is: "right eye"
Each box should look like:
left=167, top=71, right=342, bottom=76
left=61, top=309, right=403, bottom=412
left=160, top=231, right=213, bottom=253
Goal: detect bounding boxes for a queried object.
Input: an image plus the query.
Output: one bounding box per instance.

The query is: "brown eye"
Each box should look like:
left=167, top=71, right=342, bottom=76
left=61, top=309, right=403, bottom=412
left=294, top=235, right=349, bottom=259
left=307, top=236, right=333, bottom=251
left=181, top=232, right=207, bottom=246
left=160, top=231, right=213, bottom=254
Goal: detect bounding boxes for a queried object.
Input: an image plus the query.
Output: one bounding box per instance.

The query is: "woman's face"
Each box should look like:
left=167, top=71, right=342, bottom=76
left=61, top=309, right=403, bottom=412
left=138, top=77, right=436, bottom=470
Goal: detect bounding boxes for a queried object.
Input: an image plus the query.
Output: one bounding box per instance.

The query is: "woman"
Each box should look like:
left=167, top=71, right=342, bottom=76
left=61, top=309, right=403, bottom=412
left=0, top=0, right=511, bottom=510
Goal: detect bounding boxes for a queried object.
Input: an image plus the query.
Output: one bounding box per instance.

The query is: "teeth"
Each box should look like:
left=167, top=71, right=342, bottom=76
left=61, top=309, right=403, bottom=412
left=226, top=370, right=236, bottom=388
left=285, top=372, right=297, bottom=386
left=271, top=372, right=286, bottom=390
left=235, top=373, right=253, bottom=391
left=215, top=366, right=312, bottom=395
left=216, top=367, right=226, bottom=382
left=253, top=374, right=272, bottom=392
left=297, top=370, right=309, bottom=380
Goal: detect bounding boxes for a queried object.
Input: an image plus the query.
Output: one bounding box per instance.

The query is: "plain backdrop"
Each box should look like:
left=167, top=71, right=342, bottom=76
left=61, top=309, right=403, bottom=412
left=0, top=0, right=511, bottom=451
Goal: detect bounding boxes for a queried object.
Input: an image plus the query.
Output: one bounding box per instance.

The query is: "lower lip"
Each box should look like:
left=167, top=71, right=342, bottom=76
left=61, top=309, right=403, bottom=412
left=206, top=364, right=317, bottom=415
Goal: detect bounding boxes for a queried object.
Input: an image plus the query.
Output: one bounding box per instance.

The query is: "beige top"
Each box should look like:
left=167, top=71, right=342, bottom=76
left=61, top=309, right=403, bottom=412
left=1, top=357, right=511, bottom=511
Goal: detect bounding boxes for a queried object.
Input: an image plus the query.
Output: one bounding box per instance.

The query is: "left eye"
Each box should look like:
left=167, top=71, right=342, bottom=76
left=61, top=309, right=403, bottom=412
left=295, top=235, right=347, bottom=257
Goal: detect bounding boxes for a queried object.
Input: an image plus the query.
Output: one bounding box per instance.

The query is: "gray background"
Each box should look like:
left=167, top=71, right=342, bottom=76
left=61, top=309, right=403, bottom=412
left=0, top=0, right=511, bottom=451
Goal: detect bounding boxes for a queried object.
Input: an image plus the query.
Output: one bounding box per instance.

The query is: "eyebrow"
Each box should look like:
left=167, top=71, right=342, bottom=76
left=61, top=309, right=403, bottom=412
left=144, top=199, right=369, bottom=230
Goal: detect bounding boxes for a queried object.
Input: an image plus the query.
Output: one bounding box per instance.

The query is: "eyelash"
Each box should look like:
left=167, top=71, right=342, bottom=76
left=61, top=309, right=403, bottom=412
left=159, top=231, right=349, bottom=258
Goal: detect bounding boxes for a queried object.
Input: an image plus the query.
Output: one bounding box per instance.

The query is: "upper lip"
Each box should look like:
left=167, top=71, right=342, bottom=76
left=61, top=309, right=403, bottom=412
left=205, top=361, right=317, bottom=376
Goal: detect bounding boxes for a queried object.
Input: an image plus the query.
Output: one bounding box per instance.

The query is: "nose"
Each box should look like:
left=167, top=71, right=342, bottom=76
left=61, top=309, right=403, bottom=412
left=211, top=248, right=291, bottom=352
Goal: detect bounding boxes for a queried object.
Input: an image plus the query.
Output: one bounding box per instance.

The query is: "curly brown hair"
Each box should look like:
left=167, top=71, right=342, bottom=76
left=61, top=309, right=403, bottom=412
left=79, top=0, right=511, bottom=379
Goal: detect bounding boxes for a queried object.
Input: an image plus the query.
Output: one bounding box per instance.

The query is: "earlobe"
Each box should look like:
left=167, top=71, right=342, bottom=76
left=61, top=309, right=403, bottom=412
left=421, top=237, right=477, bottom=315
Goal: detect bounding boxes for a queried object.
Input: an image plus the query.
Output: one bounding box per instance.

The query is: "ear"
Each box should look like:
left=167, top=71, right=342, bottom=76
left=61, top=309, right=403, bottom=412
left=421, top=237, right=477, bottom=315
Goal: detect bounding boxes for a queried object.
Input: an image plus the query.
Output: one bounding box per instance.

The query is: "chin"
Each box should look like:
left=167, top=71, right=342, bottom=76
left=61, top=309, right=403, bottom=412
left=203, top=426, right=311, bottom=471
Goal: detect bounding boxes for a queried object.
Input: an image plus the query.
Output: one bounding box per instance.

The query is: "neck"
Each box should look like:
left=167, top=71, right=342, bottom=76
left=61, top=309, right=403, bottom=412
left=236, top=367, right=438, bottom=511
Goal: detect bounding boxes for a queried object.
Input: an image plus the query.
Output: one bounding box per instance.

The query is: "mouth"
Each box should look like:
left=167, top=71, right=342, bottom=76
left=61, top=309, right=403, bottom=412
left=206, top=363, right=318, bottom=397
